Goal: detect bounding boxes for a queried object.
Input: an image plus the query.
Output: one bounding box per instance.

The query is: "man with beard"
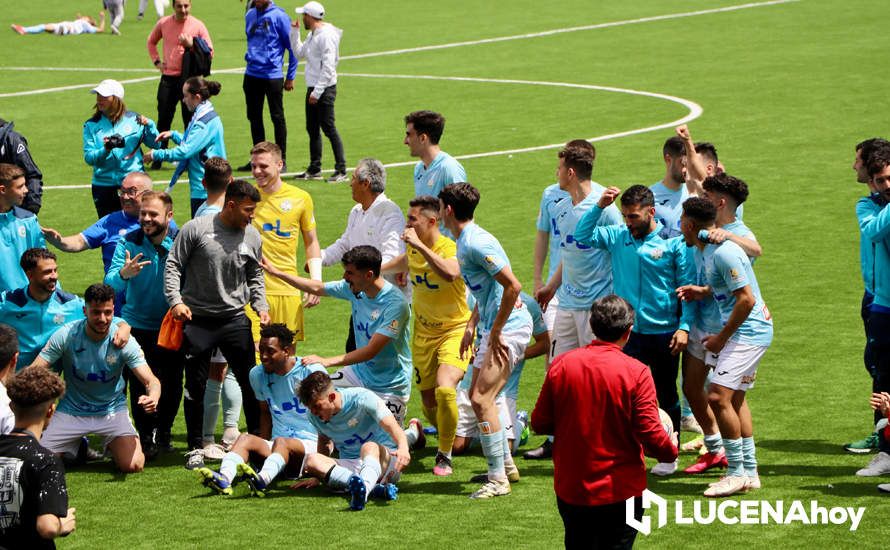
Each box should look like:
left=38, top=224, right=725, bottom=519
left=106, top=191, right=184, bottom=459
left=0, top=248, right=131, bottom=371
left=650, top=136, right=689, bottom=239
left=30, top=284, right=161, bottom=474
left=574, top=185, right=693, bottom=477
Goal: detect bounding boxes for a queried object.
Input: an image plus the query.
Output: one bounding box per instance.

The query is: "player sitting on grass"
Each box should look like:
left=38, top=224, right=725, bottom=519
left=197, top=324, right=324, bottom=496
left=293, top=371, right=410, bottom=511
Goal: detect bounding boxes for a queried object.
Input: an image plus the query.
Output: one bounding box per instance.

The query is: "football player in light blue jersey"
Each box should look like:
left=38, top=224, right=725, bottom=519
left=198, top=325, right=324, bottom=496
left=537, top=141, right=622, bottom=359
left=678, top=198, right=772, bottom=497
left=534, top=183, right=570, bottom=333
left=439, top=182, right=532, bottom=499
left=296, top=371, right=409, bottom=511
left=0, top=164, right=46, bottom=292
left=404, top=111, right=467, bottom=238
left=262, top=245, right=412, bottom=425
left=29, top=284, right=160, bottom=474
left=649, top=135, right=689, bottom=239
left=700, top=174, right=761, bottom=261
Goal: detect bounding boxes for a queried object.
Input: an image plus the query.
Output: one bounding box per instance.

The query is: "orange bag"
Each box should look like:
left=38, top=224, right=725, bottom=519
left=157, top=308, right=184, bottom=350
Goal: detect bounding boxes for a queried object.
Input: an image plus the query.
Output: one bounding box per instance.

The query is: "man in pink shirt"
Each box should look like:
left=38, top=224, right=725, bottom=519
left=532, top=295, right=678, bottom=549
left=146, top=0, right=213, bottom=169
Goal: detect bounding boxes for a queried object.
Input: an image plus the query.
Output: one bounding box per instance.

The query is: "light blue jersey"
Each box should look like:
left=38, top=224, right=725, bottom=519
left=39, top=319, right=146, bottom=417
left=650, top=181, right=689, bottom=239
left=414, top=152, right=466, bottom=198
left=536, top=184, right=571, bottom=281
left=553, top=187, right=622, bottom=310
left=456, top=222, right=532, bottom=333
left=695, top=221, right=759, bottom=333
left=721, top=218, right=758, bottom=264
left=308, top=387, right=396, bottom=459
left=0, top=207, right=46, bottom=291
left=700, top=241, right=773, bottom=346
left=502, top=293, right=548, bottom=400
left=575, top=205, right=694, bottom=334
left=0, top=287, right=83, bottom=369
left=194, top=201, right=221, bottom=218
left=324, top=280, right=412, bottom=398
left=249, top=359, right=325, bottom=441
left=857, top=194, right=884, bottom=296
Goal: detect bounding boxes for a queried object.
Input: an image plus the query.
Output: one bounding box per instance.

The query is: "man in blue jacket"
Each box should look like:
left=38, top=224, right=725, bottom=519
left=106, top=191, right=184, bottom=459
left=238, top=0, right=297, bottom=172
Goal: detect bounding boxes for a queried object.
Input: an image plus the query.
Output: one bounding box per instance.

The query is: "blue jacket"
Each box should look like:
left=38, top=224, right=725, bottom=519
left=244, top=1, right=297, bottom=80
left=575, top=205, right=694, bottom=334
left=153, top=101, right=225, bottom=200
left=105, top=226, right=178, bottom=330
left=0, top=207, right=45, bottom=292
left=0, top=286, right=83, bottom=369
left=83, top=111, right=160, bottom=187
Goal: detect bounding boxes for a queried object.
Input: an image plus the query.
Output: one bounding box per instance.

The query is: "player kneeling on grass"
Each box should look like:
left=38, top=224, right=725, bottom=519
left=293, top=371, right=410, bottom=511
left=29, top=284, right=161, bottom=474
left=197, top=324, right=324, bottom=496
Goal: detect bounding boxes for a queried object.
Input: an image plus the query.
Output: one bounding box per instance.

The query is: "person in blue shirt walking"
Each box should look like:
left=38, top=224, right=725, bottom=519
left=83, top=79, right=161, bottom=218
left=144, top=77, right=226, bottom=217
left=439, top=182, right=533, bottom=499
left=575, top=184, right=694, bottom=476
left=29, top=284, right=161, bottom=474
left=196, top=324, right=324, bottom=496
left=105, top=191, right=184, bottom=459
left=261, top=245, right=412, bottom=426
left=677, top=198, right=773, bottom=497
left=0, top=164, right=45, bottom=292
left=296, top=371, right=410, bottom=511
left=0, top=248, right=131, bottom=370
left=236, top=0, right=297, bottom=172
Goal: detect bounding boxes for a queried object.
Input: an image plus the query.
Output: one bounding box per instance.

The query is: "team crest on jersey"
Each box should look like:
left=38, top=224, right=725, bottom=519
left=106, top=354, right=118, bottom=366
left=484, top=255, right=495, bottom=265
left=118, top=229, right=127, bottom=236
left=16, top=144, right=25, bottom=155
left=370, top=309, right=380, bottom=320
left=729, top=268, right=741, bottom=281
left=650, top=248, right=664, bottom=260
left=280, top=199, right=292, bottom=212
left=388, top=319, right=400, bottom=331
left=17, top=226, right=25, bottom=238
left=53, top=314, right=65, bottom=325
left=347, top=417, right=359, bottom=428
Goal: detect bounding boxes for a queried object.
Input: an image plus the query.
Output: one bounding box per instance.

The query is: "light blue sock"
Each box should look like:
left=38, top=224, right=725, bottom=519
left=741, top=436, right=757, bottom=477
left=219, top=452, right=243, bottom=483
left=723, top=438, right=744, bottom=477
left=24, top=24, right=45, bottom=34
left=359, top=455, right=382, bottom=493
left=259, top=453, right=287, bottom=485
left=221, top=370, right=242, bottom=428
left=547, top=435, right=554, bottom=443
left=327, top=465, right=353, bottom=490
left=703, top=433, right=723, bottom=453
left=202, top=379, right=222, bottom=441
left=479, top=424, right=505, bottom=480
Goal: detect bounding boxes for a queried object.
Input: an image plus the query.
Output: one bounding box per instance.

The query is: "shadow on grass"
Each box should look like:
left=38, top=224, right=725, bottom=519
left=756, top=439, right=848, bottom=455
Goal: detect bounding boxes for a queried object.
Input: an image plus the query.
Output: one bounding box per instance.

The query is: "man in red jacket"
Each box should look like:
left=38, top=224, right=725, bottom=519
left=532, top=294, right=678, bottom=549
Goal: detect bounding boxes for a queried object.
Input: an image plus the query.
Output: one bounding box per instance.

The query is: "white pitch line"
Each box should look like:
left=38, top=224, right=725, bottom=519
left=42, top=74, right=702, bottom=190
left=0, top=0, right=798, bottom=97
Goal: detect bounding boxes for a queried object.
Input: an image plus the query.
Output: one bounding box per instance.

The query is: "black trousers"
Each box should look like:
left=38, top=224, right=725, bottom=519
left=91, top=185, right=121, bottom=219
left=623, top=331, right=681, bottom=432
left=862, top=292, right=882, bottom=425
left=156, top=75, right=192, bottom=134
left=243, top=74, right=287, bottom=161
left=125, top=327, right=184, bottom=440
left=866, top=308, right=890, bottom=450
left=181, top=314, right=259, bottom=449
left=305, top=86, right=346, bottom=173
left=557, top=496, right=642, bottom=550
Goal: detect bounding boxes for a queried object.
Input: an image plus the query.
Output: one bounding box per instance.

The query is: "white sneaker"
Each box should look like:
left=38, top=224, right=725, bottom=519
left=185, top=449, right=205, bottom=470
left=878, top=483, right=890, bottom=494
left=202, top=443, right=227, bottom=461
left=680, top=415, right=704, bottom=435
left=704, top=475, right=748, bottom=497
left=856, top=451, right=890, bottom=477
left=651, top=460, right=678, bottom=476
left=745, top=473, right=761, bottom=490
left=221, top=427, right=240, bottom=449
left=681, top=436, right=705, bottom=453
left=469, top=479, right=511, bottom=499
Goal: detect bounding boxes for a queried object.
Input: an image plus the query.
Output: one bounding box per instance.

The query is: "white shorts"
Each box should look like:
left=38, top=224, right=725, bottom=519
left=455, top=387, right=511, bottom=439
left=505, top=397, right=519, bottom=441
left=542, top=296, right=558, bottom=333
left=331, top=365, right=409, bottom=426
left=710, top=340, right=768, bottom=391
left=336, top=452, right=401, bottom=483
left=552, top=307, right=594, bottom=358
left=686, top=326, right=719, bottom=367
left=473, top=324, right=532, bottom=373
left=41, top=410, right=137, bottom=457
left=264, top=437, right=317, bottom=477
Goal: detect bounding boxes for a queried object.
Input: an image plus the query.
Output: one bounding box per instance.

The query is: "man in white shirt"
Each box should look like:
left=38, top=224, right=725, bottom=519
left=290, top=1, right=347, bottom=183
left=321, top=158, right=406, bottom=350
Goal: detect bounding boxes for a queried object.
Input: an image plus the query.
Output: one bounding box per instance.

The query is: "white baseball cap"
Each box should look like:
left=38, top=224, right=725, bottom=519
left=91, top=79, right=124, bottom=99
left=295, top=1, right=325, bottom=19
